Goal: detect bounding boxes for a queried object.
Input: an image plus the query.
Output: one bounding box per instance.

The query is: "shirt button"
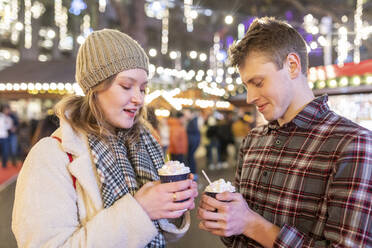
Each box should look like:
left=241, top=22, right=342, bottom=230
left=263, top=171, right=268, bottom=177
left=275, top=140, right=281, bottom=145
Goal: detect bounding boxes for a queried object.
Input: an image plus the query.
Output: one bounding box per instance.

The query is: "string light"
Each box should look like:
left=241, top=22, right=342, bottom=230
left=59, top=7, right=69, bottom=50
left=9, top=0, right=19, bottom=43
left=161, top=7, right=169, bottom=54
left=24, top=0, right=32, bottom=49
left=99, top=0, right=106, bottom=13
left=184, top=0, right=193, bottom=32
left=238, top=23, right=245, bottom=40
left=337, top=26, right=349, bottom=66
left=149, top=48, right=157, bottom=57
left=199, top=53, right=207, bottom=62
left=224, top=15, right=233, bottom=25
left=31, top=1, right=45, bottom=19
left=69, top=0, right=87, bottom=16
left=354, top=0, right=363, bottom=64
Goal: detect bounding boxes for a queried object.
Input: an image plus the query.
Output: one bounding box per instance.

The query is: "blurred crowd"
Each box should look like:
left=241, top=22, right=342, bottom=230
left=0, top=103, right=59, bottom=168
left=0, top=102, right=254, bottom=175
left=147, top=107, right=254, bottom=180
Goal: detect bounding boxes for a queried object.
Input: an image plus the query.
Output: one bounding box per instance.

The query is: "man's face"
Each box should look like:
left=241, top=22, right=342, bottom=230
left=238, top=52, right=294, bottom=122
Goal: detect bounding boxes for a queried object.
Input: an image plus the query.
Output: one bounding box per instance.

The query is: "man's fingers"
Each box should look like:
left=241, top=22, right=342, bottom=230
left=199, top=202, right=216, bottom=212
left=203, top=220, right=224, bottom=229
left=199, top=221, right=226, bottom=237
left=202, top=194, right=225, bottom=209
left=216, top=192, right=236, bottom=202
left=198, top=207, right=225, bottom=221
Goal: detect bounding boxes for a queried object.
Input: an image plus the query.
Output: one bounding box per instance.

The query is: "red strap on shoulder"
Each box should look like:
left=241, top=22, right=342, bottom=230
left=52, top=136, right=76, bottom=189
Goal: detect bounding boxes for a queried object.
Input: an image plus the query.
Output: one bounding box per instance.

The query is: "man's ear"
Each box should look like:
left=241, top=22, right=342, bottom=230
left=285, top=53, right=301, bottom=79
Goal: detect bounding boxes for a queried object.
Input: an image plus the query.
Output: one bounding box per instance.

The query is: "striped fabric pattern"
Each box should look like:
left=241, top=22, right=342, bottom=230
left=89, top=127, right=166, bottom=248
left=222, top=95, right=372, bottom=247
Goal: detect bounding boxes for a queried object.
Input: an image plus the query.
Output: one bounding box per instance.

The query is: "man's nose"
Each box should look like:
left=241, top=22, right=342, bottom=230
left=245, top=86, right=258, bottom=105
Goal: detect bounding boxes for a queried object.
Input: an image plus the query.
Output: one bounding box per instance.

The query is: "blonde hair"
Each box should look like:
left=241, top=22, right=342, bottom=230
left=55, top=74, right=150, bottom=144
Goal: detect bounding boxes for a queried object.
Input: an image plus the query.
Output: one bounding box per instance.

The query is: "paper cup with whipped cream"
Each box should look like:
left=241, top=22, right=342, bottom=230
left=158, top=160, right=190, bottom=183
left=158, top=160, right=191, bottom=203
left=204, top=179, right=236, bottom=201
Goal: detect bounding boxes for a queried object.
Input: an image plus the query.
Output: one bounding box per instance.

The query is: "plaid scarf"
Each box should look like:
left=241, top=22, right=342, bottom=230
left=88, top=127, right=166, bottom=248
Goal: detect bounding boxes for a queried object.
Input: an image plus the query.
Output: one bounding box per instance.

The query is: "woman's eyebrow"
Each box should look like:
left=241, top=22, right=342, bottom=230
left=117, top=76, right=148, bottom=87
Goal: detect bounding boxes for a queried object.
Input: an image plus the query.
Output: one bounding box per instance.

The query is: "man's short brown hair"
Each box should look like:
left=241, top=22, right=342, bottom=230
left=229, top=17, right=308, bottom=75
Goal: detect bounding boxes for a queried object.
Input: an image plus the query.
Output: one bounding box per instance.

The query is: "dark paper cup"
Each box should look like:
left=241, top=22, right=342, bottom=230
left=204, top=191, right=218, bottom=199
left=159, top=173, right=189, bottom=183
left=160, top=173, right=189, bottom=202
left=204, top=190, right=235, bottom=207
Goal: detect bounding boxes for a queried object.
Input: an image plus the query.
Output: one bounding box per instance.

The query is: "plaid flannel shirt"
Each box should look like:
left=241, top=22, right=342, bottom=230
left=222, top=95, right=372, bottom=247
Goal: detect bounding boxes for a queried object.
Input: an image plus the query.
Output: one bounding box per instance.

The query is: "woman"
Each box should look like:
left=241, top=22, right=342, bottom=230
left=12, top=29, right=198, bottom=248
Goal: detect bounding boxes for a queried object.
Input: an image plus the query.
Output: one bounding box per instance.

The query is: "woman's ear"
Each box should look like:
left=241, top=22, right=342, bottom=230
left=286, top=53, right=301, bottom=79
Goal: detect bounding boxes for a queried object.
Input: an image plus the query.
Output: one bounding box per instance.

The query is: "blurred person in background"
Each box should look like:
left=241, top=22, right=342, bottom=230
left=12, top=29, right=197, bottom=248
left=232, top=115, right=251, bottom=159
left=31, top=114, right=59, bottom=147
left=185, top=109, right=201, bottom=180
left=158, top=117, right=170, bottom=157
left=145, top=106, right=161, bottom=143
left=198, top=17, right=372, bottom=247
left=3, top=104, right=19, bottom=167
left=168, top=111, right=188, bottom=164
left=216, top=112, right=234, bottom=169
left=206, top=115, right=221, bottom=170
left=0, top=104, right=12, bottom=168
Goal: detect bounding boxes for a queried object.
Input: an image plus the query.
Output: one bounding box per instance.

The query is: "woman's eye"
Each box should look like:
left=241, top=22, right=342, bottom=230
left=121, top=85, right=130, bottom=90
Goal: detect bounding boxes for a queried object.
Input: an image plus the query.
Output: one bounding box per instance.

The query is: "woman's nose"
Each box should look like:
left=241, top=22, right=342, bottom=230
left=131, top=88, right=144, bottom=104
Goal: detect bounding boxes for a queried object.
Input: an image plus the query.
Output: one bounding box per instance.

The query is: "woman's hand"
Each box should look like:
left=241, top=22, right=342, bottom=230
left=134, top=177, right=198, bottom=220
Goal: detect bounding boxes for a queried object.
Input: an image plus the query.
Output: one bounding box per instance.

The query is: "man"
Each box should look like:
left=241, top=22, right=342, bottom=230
left=198, top=17, right=372, bottom=247
left=4, top=104, right=19, bottom=166
left=0, top=104, right=12, bottom=168
left=185, top=109, right=201, bottom=177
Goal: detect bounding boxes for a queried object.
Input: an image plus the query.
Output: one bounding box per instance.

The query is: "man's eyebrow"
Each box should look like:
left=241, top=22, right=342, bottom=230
left=244, top=75, right=264, bottom=85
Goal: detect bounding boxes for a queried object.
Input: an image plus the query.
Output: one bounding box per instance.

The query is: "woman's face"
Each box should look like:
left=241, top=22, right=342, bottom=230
left=97, top=68, right=148, bottom=129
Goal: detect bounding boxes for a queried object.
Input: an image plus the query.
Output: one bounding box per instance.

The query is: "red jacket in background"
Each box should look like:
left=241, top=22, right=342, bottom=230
left=167, top=117, right=188, bottom=155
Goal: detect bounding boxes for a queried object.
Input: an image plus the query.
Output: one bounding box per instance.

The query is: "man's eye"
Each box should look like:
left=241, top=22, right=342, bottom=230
left=254, top=81, right=263, bottom=87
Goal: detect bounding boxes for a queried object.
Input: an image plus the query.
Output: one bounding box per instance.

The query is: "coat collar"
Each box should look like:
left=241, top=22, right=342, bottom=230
left=52, top=119, right=103, bottom=210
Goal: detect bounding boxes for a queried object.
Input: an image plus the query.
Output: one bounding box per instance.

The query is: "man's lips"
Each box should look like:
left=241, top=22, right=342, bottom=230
left=257, top=103, right=268, bottom=112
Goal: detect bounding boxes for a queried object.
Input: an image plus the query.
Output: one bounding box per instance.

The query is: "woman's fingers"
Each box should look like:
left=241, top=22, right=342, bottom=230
left=163, top=209, right=187, bottom=219
left=171, top=188, right=195, bottom=202
left=161, top=179, right=192, bottom=192
left=168, top=197, right=194, bottom=211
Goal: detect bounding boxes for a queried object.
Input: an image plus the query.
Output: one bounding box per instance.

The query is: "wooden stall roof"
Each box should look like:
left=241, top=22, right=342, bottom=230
left=0, top=60, right=76, bottom=83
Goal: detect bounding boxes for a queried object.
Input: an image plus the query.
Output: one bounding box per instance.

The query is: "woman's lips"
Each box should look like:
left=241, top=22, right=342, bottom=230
left=123, top=109, right=136, bottom=118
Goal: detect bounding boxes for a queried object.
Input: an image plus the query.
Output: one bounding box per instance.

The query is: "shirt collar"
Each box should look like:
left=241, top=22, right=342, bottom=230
left=265, top=94, right=330, bottom=132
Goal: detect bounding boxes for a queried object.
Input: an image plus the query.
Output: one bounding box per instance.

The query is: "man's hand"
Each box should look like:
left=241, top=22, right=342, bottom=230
left=198, top=192, right=255, bottom=237
left=198, top=192, right=280, bottom=248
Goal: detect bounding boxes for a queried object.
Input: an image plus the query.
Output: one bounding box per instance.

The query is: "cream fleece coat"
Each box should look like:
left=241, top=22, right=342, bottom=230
left=12, top=119, right=190, bottom=248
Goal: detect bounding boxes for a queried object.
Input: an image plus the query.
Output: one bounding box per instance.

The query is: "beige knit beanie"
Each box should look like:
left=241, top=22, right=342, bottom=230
left=75, top=29, right=149, bottom=93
